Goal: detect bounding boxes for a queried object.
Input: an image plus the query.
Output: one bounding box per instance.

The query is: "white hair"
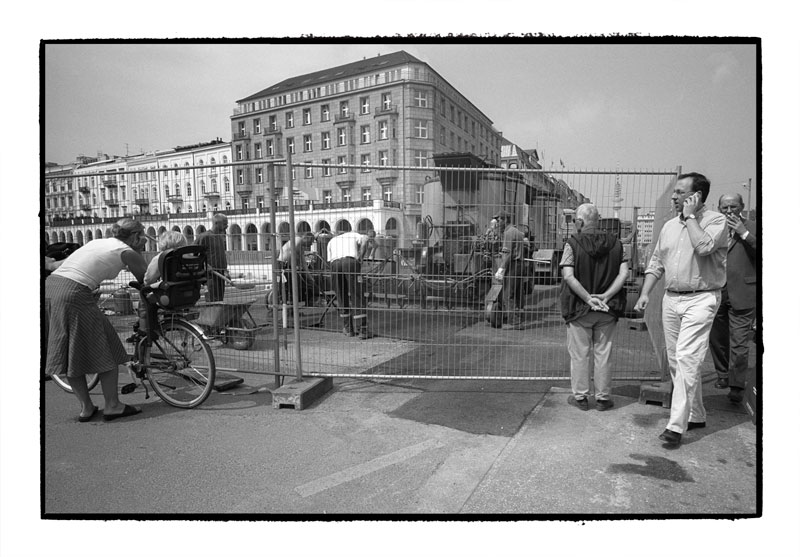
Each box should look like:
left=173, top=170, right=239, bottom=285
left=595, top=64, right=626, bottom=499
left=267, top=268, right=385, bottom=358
left=157, top=231, right=187, bottom=251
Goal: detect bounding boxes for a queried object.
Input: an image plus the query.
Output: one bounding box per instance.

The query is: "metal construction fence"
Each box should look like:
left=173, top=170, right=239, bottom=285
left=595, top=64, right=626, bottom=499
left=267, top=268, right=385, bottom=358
left=45, top=161, right=680, bottom=385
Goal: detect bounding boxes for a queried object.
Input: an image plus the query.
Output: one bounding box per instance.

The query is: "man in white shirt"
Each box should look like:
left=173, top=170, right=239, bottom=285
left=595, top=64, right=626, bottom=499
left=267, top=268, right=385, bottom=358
left=327, top=231, right=374, bottom=339
left=634, top=172, right=727, bottom=447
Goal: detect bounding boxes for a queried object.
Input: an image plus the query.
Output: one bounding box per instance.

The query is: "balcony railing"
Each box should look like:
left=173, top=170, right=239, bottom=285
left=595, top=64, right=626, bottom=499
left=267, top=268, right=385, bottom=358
left=237, top=184, right=253, bottom=195
left=102, top=179, right=118, bottom=187
left=375, top=105, right=398, bottom=116
left=376, top=167, right=399, bottom=181
left=78, top=186, right=90, bottom=194
left=105, top=198, right=119, bottom=206
left=233, top=131, right=250, bottom=140
left=80, top=204, right=92, bottom=210
left=335, top=174, right=355, bottom=187
left=167, top=194, right=183, bottom=202
left=263, top=125, right=282, bottom=136
left=335, top=113, right=354, bottom=123
left=202, top=190, right=221, bottom=198
left=134, top=198, right=150, bottom=205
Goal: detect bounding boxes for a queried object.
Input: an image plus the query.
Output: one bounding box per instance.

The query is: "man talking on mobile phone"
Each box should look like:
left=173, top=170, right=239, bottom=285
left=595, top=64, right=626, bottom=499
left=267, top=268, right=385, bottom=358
left=634, top=173, right=727, bottom=447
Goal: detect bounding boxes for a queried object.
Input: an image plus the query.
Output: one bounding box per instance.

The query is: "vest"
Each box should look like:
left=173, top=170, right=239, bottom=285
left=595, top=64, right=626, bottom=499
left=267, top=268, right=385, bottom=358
left=560, top=231, right=626, bottom=323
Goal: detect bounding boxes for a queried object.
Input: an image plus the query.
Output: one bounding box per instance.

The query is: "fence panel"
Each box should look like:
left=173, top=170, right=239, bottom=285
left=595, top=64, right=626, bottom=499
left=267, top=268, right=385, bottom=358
left=45, top=163, right=677, bottom=383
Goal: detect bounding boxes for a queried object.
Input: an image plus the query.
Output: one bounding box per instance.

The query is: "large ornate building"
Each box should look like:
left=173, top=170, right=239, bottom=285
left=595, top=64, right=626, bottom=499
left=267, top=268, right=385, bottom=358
left=44, top=50, right=581, bottom=253
left=228, top=50, right=505, bottom=242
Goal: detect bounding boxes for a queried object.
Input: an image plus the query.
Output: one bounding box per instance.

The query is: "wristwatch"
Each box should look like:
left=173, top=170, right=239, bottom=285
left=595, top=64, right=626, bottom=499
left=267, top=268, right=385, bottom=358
left=686, top=214, right=696, bottom=220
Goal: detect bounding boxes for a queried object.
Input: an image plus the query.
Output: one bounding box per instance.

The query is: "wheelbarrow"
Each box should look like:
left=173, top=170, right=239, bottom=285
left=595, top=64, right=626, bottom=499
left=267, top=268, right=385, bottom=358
left=193, top=296, right=267, bottom=350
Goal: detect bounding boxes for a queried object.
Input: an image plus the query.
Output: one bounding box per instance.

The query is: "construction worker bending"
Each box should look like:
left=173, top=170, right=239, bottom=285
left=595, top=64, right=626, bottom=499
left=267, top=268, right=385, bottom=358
left=327, top=230, right=375, bottom=339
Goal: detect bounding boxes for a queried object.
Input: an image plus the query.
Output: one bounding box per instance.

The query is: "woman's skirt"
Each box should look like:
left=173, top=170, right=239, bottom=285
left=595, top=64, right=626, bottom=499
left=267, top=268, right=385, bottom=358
left=45, top=275, right=129, bottom=378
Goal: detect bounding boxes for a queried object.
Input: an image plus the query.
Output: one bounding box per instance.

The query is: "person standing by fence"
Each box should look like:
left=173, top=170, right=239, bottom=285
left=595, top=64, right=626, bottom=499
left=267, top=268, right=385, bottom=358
left=327, top=230, right=374, bottom=339
left=709, top=193, right=758, bottom=404
left=277, top=231, right=315, bottom=306
left=196, top=214, right=228, bottom=302
left=493, top=211, right=528, bottom=330
left=560, top=203, right=629, bottom=411
left=634, top=172, right=727, bottom=447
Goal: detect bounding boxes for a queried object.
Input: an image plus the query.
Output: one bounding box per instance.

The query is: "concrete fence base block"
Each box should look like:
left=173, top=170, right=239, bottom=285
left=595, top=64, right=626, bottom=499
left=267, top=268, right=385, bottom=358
left=638, top=381, right=672, bottom=408
left=272, top=377, right=333, bottom=410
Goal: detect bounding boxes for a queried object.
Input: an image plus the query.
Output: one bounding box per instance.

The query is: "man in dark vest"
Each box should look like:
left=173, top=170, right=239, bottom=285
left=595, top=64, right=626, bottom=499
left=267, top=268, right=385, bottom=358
left=559, top=203, right=629, bottom=411
left=709, top=193, right=758, bottom=403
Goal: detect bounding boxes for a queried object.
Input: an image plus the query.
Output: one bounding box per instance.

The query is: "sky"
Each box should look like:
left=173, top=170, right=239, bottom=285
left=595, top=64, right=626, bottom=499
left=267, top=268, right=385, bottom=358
left=3, top=6, right=799, bottom=557
left=43, top=41, right=758, bottom=206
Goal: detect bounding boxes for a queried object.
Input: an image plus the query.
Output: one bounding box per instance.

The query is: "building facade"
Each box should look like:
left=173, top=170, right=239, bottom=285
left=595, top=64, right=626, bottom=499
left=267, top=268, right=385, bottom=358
left=229, top=50, right=505, bottom=243
left=45, top=50, right=591, bottom=255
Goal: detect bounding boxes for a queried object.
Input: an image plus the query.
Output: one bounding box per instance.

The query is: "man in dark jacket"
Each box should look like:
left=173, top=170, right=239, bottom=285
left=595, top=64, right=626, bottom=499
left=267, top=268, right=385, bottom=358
left=493, top=210, right=529, bottom=329
left=559, top=204, right=629, bottom=411
left=196, top=213, right=228, bottom=302
left=709, top=193, right=758, bottom=403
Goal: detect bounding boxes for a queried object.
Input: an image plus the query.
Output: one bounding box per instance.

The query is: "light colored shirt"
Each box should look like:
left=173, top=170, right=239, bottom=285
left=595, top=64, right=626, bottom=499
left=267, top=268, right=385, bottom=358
left=645, top=208, right=727, bottom=291
left=277, top=241, right=308, bottom=269
left=52, top=238, right=132, bottom=290
left=327, top=231, right=367, bottom=262
left=143, top=252, right=164, bottom=286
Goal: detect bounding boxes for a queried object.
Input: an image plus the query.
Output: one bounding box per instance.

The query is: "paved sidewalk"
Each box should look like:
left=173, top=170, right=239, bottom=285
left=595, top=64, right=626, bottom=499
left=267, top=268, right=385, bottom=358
left=43, top=371, right=756, bottom=515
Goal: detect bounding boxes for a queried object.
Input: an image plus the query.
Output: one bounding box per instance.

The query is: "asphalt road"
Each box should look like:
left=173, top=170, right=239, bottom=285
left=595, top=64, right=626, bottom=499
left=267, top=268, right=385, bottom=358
left=43, top=369, right=756, bottom=516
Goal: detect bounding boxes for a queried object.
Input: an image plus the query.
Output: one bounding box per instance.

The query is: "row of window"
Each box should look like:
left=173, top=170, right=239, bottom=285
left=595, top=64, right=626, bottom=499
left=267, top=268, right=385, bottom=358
left=234, top=149, right=429, bottom=186
left=238, top=68, right=405, bottom=114
left=242, top=92, right=400, bottom=135
left=240, top=87, right=500, bottom=151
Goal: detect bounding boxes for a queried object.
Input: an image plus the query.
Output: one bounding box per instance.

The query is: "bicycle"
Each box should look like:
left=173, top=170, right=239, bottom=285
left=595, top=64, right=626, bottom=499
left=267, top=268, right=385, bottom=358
left=123, top=289, right=216, bottom=409
left=123, top=244, right=216, bottom=408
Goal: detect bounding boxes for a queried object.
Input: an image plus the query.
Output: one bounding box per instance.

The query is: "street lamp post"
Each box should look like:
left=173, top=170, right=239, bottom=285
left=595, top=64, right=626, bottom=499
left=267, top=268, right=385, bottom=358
left=743, top=178, right=752, bottom=220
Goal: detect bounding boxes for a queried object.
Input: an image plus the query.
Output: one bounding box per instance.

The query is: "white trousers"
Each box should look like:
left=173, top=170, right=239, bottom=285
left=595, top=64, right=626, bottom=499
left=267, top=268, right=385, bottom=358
left=662, top=290, right=721, bottom=434
left=567, top=311, right=617, bottom=401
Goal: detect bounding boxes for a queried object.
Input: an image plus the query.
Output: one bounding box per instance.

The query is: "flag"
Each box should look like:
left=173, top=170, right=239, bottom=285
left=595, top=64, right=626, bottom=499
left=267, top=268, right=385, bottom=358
left=560, top=159, right=564, bottom=168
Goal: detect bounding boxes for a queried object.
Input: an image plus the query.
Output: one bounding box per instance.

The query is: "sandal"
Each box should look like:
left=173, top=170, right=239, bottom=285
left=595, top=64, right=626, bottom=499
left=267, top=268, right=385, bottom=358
left=78, top=406, right=99, bottom=423
left=102, top=404, right=142, bottom=422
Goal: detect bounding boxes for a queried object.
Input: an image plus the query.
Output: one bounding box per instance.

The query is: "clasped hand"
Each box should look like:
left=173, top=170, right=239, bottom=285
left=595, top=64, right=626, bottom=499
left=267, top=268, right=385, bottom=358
left=588, top=294, right=609, bottom=312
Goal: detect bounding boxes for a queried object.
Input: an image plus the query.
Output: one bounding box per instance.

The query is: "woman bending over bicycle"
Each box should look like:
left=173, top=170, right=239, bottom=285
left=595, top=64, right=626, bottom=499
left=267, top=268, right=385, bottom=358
left=45, top=218, right=148, bottom=422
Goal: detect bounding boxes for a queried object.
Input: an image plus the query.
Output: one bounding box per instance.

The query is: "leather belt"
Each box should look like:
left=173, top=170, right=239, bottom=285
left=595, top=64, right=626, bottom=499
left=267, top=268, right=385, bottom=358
left=667, top=289, right=714, bottom=295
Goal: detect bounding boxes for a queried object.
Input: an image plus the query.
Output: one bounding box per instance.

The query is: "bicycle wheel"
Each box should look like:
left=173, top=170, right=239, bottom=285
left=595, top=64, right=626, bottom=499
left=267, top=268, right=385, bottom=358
left=143, top=319, right=216, bottom=408
left=50, top=371, right=100, bottom=393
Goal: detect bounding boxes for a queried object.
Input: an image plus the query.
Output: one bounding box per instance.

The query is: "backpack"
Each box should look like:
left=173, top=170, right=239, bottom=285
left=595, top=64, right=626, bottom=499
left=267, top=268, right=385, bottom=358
left=151, top=245, right=207, bottom=309
left=44, top=242, right=82, bottom=277
left=46, top=242, right=82, bottom=261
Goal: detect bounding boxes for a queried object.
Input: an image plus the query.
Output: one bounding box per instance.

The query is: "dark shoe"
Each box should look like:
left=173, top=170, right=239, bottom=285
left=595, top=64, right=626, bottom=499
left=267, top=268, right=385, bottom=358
left=659, top=429, right=682, bottom=446
left=568, top=395, right=589, bottom=411
left=359, top=328, right=375, bottom=340
left=687, top=421, right=706, bottom=430
left=103, top=404, right=142, bottom=422
left=596, top=398, right=615, bottom=411
left=343, top=325, right=355, bottom=336
left=714, top=377, right=729, bottom=389
left=78, top=406, right=99, bottom=423
left=728, top=388, right=744, bottom=403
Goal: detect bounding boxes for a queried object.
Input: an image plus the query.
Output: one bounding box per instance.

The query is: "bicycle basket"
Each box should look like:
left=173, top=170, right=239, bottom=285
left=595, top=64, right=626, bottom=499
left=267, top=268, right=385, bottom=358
left=155, top=245, right=207, bottom=309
